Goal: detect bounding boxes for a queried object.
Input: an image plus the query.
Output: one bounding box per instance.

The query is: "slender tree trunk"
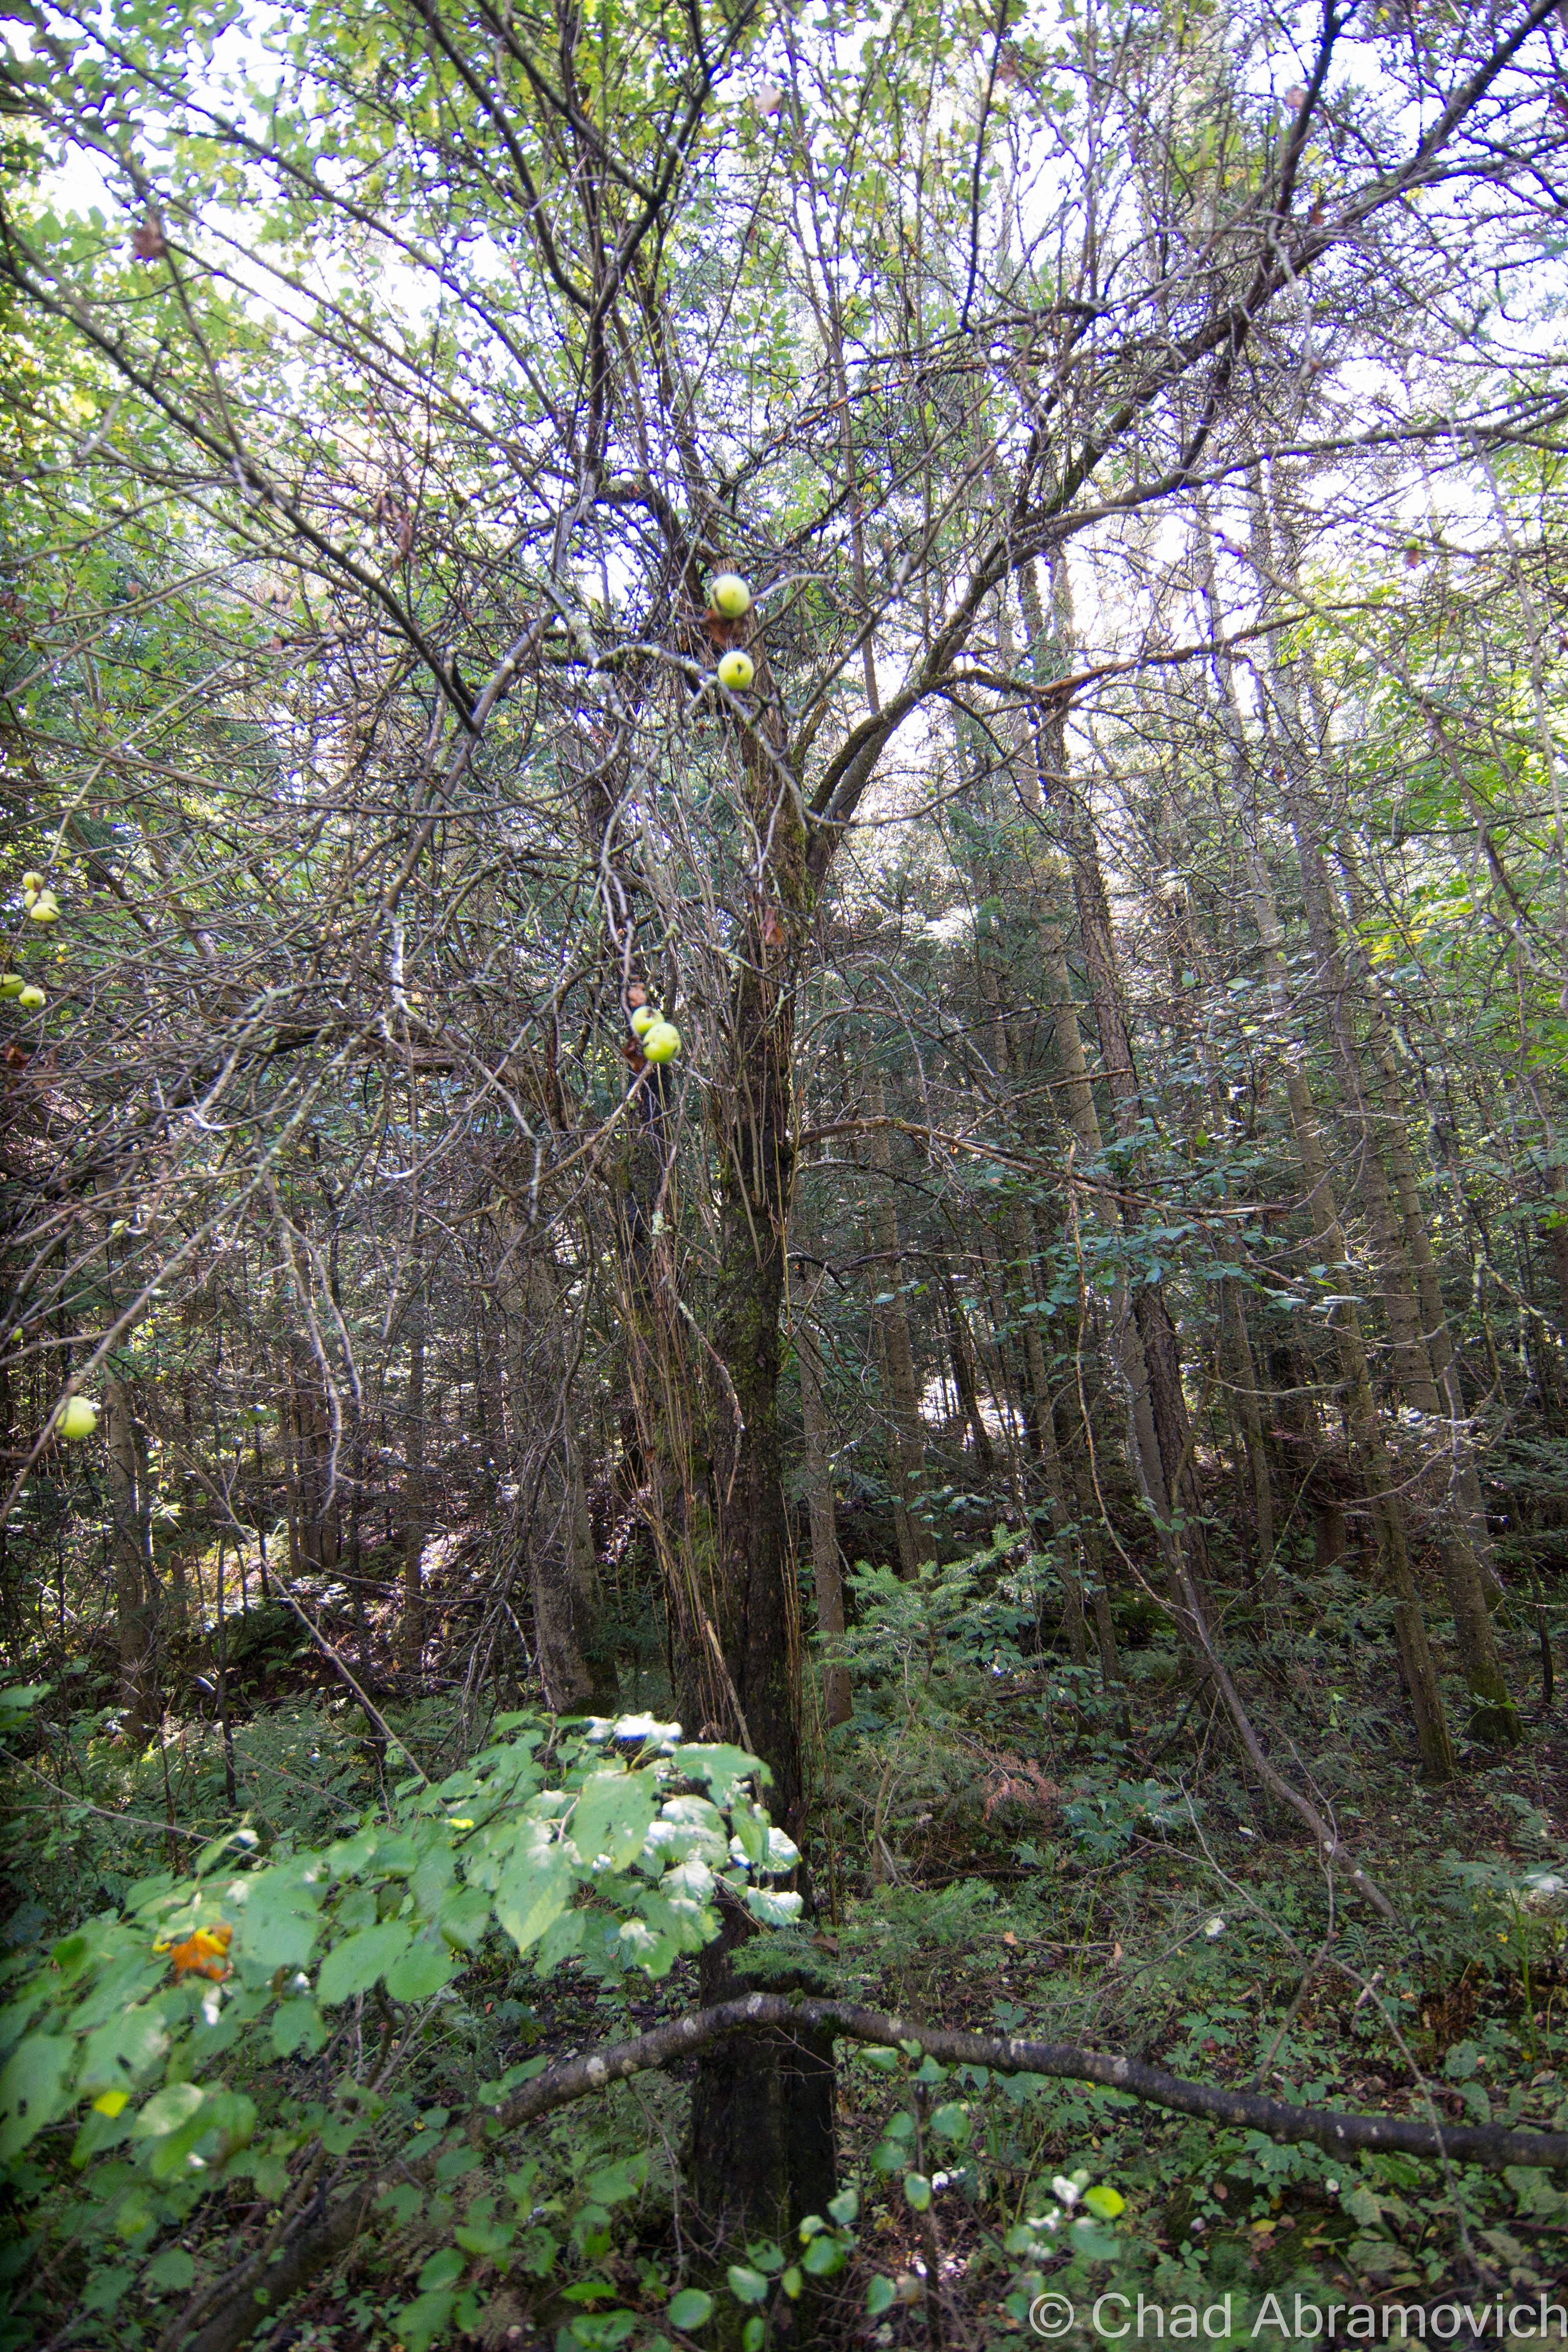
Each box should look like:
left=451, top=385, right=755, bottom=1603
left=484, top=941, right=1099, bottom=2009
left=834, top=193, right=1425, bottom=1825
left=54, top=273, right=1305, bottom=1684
left=1246, top=480, right=1516, bottom=1746
left=865, top=1072, right=932, bottom=1572
left=282, top=1373, right=303, bottom=1580
left=797, top=1310, right=852, bottom=1728
left=399, top=1243, right=426, bottom=1677
left=1196, top=556, right=1457, bottom=1775
left=940, top=1275, right=996, bottom=1479
left=105, top=1376, right=155, bottom=1738
left=1542, top=1165, right=1568, bottom=1329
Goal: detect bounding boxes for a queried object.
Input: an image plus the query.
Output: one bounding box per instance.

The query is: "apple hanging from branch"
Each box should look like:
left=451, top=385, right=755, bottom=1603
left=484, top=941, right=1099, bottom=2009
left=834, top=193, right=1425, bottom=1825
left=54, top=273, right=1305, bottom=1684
left=709, top=572, right=752, bottom=620
left=56, top=1396, right=99, bottom=1441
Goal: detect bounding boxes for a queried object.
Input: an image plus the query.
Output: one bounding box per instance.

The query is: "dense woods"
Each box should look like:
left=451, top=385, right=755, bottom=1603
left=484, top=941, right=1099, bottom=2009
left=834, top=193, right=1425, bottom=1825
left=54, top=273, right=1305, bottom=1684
left=3, top=0, right=1568, bottom=2345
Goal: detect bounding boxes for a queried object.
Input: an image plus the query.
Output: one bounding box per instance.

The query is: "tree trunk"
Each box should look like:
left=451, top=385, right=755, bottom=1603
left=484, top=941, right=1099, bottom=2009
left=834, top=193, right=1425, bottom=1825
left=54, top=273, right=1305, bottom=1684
left=1247, top=479, right=1516, bottom=1746
left=939, top=1273, right=996, bottom=1480
left=864, top=1072, right=932, bottom=1572
left=105, top=1376, right=155, bottom=1738
left=797, top=1309, right=852, bottom=1729
left=1195, top=538, right=1457, bottom=1775
left=635, top=624, right=836, bottom=2246
left=399, top=1250, right=426, bottom=1677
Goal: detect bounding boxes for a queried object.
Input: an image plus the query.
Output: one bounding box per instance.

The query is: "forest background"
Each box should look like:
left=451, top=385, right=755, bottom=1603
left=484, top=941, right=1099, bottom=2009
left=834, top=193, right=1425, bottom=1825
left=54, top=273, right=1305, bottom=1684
left=3, top=0, right=1568, bottom=2347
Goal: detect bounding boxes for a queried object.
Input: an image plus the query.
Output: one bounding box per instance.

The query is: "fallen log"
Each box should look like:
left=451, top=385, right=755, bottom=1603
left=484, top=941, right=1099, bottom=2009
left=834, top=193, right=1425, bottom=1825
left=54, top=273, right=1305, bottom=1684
left=178, top=1994, right=1568, bottom=2352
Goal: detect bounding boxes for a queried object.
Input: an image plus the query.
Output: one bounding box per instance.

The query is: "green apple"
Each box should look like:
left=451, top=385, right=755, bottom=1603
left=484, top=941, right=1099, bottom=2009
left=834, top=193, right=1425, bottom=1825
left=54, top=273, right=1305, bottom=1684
left=28, top=892, right=60, bottom=924
left=642, top=1020, right=681, bottom=1064
left=17, top=985, right=44, bottom=1011
left=717, top=649, right=754, bottom=692
left=0, top=974, right=22, bottom=998
left=630, top=1003, right=659, bottom=1037
left=57, top=1396, right=99, bottom=1441
left=21, top=871, right=44, bottom=895
left=710, top=572, right=752, bottom=619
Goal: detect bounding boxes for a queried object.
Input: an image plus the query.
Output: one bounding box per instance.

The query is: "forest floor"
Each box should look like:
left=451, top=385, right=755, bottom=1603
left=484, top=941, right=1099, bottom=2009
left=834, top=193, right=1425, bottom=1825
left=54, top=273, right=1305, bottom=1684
left=7, top=1567, right=1568, bottom=2352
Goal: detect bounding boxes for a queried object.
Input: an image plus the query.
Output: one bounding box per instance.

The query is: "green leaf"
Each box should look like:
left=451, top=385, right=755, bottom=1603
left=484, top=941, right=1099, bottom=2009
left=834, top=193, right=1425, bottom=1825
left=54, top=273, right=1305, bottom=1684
left=801, top=2233, right=845, bottom=2276
left=726, top=2265, right=770, bottom=2305
left=146, top=2246, right=196, bottom=2293
left=534, top=1907, right=586, bottom=1974
left=418, top=2246, right=465, bottom=2292
left=827, top=2187, right=859, bottom=2226
left=676, top=1745, right=762, bottom=1805
left=930, top=2101, right=969, bottom=2144
left=79, top=2266, right=135, bottom=2315
left=271, top=2001, right=328, bottom=2057
left=131, top=2081, right=206, bottom=2141
left=316, top=1920, right=413, bottom=2005
left=232, top=1871, right=321, bottom=1974
left=437, top=1886, right=492, bottom=1949
left=0, top=2032, right=72, bottom=2159
left=781, top=2267, right=803, bottom=2298
left=866, top=2277, right=897, bottom=2317
left=455, top=2220, right=516, bottom=2258
left=1082, top=2185, right=1124, bottom=2219
left=730, top=1804, right=768, bottom=1868
left=77, top=2004, right=169, bottom=2094
left=385, top=1938, right=458, bottom=2002
left=394, top=2288, right=458, bottom=2352
left=0, top=1683, right=50, bottom=1711
left=903, top=2172, right=932, bottom=2212
left=668, top=2289, right=714, bottom=2330
left=587, top=2155, right=648, bottom=2206
left=572, top=1770, right=656, bottom=1870
left=494, top=1841, right=574, bottom=1954
left=742, top=2319, right=765, bottom=2352
left=744, top=1887, right=803, bottom=1927
left=1069, top=2219, right=1121, bottom=2259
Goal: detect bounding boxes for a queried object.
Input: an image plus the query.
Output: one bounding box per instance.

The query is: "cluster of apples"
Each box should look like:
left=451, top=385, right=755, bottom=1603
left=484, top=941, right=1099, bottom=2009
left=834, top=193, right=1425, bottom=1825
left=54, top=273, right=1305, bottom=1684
left=21, top=870, right=60, bottom=924
left=630, top=1002, right=682, bottom=1064
left=711, top=572, right=755, bottom=694
left=3, top=868, right=58, bottom=1010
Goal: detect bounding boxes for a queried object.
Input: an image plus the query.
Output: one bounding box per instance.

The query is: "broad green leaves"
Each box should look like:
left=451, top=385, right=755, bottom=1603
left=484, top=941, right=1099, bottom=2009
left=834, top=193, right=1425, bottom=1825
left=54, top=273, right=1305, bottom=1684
left=316, top=1921, right=413, bottom=2004
left=0, top=2031, right=71, bottom=2159
left=0, top=1712, right=806, bottom=2333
